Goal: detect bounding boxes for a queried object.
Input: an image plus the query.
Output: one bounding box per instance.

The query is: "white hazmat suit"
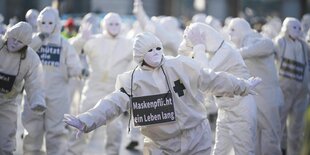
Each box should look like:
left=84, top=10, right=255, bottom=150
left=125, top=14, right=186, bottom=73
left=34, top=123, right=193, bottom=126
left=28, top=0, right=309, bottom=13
left=274, top=17, right=310, bottom=155
left=68, top=12, right=132, bottom=155
left=22, top=7, right=83, bottom=155
left=228, top=18, right=284, bottom=155
left=64, top=32, right=262, bottom=155
left=301, top=14, right=310, bottom=35
left=68, top=13, right=100, bottom=116
left=0, top=22, right=46, bottom=154
left=182, top=23, right=257, bottom=155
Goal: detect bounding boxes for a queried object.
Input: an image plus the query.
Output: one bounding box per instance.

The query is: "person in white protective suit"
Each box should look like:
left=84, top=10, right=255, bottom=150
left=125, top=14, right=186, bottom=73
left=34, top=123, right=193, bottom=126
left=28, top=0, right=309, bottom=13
left=25, top=9, right=39, bottom=33
left=227, top=17, right=284, bottom=155
left=180, top=23, right=257, bottom=155
left=21, top=7, right=85, bottom=155
left=301, top=14, right=310, bottom=35
left=67, top=12, right=133, bottom=155
left=261, top=16, right=282, bottom=40
left=0, top=22, right=46, bottom=155
left=63, top=32, right=262, bottom=155
left=133, top=0, right=182, bottom=56
left=68, top=12, right=100, bottom=116
left=274, top=17, right=310, bottom=155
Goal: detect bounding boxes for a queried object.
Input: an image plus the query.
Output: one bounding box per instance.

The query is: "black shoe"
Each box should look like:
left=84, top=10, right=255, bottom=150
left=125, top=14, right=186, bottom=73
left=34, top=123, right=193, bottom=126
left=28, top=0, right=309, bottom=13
left=281, top=148, right=286, bottom=155
left=126, top=141, right=139, bottom=150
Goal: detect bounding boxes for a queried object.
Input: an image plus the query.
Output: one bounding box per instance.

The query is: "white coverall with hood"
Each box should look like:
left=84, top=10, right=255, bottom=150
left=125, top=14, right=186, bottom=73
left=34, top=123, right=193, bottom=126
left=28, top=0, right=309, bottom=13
left=68, top=12, right=133, bottom=155
left=274, top=17, right=310, bottom=155
left=68, top=12, right=101, bottom=116
left=22, top=7, right=83, bottom=155
left=0, top=22, right=46, bottom=154
left=228, top=18, right=284, bottom=155
left=181, top=23, right=257, bottom=155
left=64, top=32, right=262, bottom=155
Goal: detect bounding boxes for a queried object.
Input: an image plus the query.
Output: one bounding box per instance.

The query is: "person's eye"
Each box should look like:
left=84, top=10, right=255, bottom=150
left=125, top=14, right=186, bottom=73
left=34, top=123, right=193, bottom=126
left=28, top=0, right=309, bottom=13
left=42, top=21, right=45, bottom=24
left=49, top=22, right=53, bottom=25
left=156, top=47, right=161, bottom=50
left=115, top=23, right=119, bottom=26
left=109, top=23, right=113, bottom=26
left=148, top=49, right=153, bottom=52
left=293, top=26, right=297, bottom=29
left=231, top=28, right=234, bottom=32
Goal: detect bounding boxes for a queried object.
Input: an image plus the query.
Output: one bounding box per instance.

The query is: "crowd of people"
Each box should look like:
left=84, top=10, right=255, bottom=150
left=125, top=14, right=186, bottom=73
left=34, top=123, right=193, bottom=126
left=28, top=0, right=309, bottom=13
left=0, top=0, right=310, bottom=155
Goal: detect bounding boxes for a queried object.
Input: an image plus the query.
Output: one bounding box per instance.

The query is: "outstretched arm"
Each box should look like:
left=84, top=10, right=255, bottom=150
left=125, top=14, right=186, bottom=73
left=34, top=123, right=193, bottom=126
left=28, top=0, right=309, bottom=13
left=239, top=37, right=275, bottom=59
left=133, top=0, right=150, bottom=30
left=199, top=68, right=261, bottom=97
left=64, top=90, right=130, bottom=134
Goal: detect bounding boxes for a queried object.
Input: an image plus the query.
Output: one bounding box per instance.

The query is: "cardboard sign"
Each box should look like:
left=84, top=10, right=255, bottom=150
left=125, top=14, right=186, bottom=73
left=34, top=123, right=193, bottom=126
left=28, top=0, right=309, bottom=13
left=131, top=92, right=176, bottom=126
left=37, top=45, right=61, bottom=67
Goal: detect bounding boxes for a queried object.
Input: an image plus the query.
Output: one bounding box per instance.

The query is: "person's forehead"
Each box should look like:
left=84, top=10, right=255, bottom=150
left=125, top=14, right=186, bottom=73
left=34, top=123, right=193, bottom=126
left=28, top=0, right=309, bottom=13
left=40, top=13, right=55, bottom=21
left=287, top=21, right=300, bottom=27
left=106, top=17, right=121, bottom=23
left=8, top=37, right=23, bottom=44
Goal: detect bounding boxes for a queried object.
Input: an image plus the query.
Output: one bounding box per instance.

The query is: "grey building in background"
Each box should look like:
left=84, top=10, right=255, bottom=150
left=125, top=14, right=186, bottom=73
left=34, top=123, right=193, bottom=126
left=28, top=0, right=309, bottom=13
left=0, top=0, right=309, bottom=24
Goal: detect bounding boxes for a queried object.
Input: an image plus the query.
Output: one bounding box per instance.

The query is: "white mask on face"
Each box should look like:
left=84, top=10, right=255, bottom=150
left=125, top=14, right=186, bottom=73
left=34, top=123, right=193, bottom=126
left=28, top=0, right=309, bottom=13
left=144, top=46, right=163, bottom=68
left=287, top=21, right=302, bottom=39
left=106, top=21, right=121, bottom=36
left=103, top=13, right=121, bottom=37
left=38, top=13, right=56, bottom=34
left=228, top=25, right=240, bottom=44
left=228, top=18, right=252, bottom=47
left=7, top=38, right=25, bottom=52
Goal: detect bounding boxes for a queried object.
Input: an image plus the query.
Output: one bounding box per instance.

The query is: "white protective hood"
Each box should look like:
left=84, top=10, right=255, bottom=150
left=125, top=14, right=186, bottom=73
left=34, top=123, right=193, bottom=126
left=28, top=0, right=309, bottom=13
left=101, top=12, right=122, bottom=37
left=228, top=18, right=253, bottom=47
left=133, top=32, right=163, bottom=65
left=279, top=17, right=303, bottom=40
left=187, top=23, right=224, bottom=53
left=192, top=13, right=206, bottom=23
left=301, top=14, right=310, bottom=34
left=25, top=9, right=39, bottom=30
left=37, top=7, right=62, bottom=41
left=3, top=21, right=32, bottom=45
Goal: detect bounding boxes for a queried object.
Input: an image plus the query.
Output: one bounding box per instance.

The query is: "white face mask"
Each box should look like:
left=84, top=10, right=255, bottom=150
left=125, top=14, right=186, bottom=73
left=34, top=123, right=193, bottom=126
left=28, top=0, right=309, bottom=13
left=144, top=46, right=163, bottom=68
left=287, top=22, right=302, bottom=39
left=105, top=19, right=121, bottom=37
left=38, top=13, right=56, bottom=34
left=7, top=38, right=25, bottom=52
left=228, top=25, right=240, bottom=44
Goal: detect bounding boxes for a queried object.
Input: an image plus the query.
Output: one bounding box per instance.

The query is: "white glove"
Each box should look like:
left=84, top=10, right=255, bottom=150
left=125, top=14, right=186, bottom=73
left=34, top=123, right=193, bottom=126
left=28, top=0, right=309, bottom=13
left=184, top=26, right=206, bottom=47
left=80, top=23, right=92, bottom=40
left=63, top=114, right=85, bottom=139
left=246, top=77, right=262, bottom=95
